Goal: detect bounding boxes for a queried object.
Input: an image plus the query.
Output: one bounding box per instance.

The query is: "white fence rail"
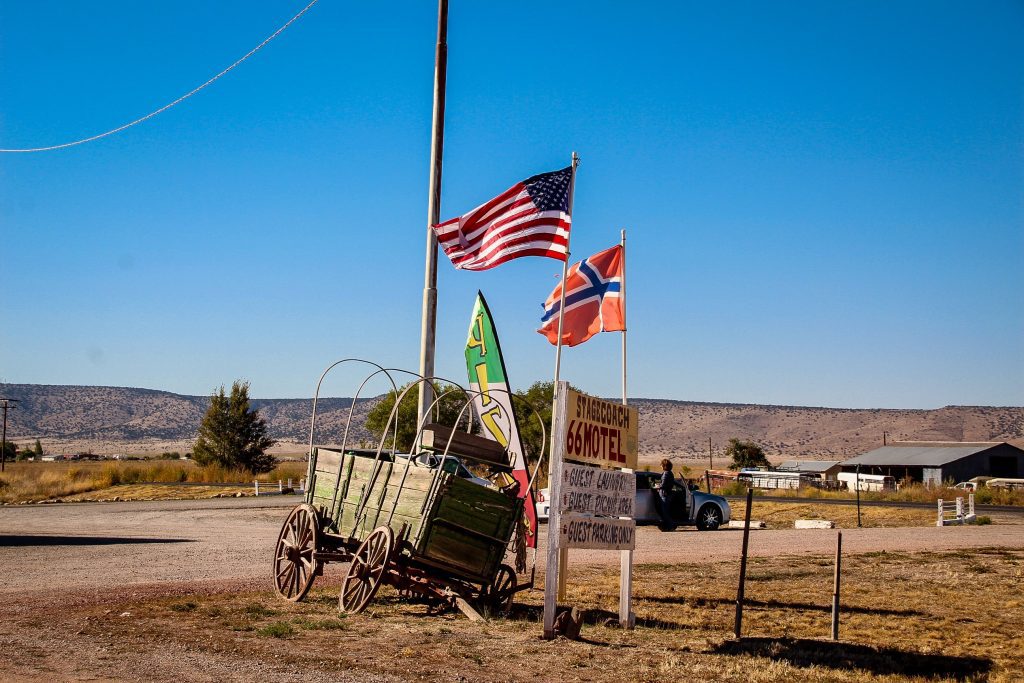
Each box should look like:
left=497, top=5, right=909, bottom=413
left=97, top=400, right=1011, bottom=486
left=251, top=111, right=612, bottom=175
left=254, top=478, right=306, bottom=497
left=936, top=494, right=975, bottom=526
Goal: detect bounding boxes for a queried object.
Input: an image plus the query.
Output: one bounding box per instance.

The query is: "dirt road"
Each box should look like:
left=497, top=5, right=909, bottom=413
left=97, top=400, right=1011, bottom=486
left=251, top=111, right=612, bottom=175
left=2, top=497, right=1021, bottom=597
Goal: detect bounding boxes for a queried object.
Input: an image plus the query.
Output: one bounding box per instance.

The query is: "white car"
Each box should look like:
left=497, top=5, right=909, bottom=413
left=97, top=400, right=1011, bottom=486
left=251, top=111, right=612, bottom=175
left=535, top=472, right=731, bottom=531
left=395, top=452, right=493, bottom=488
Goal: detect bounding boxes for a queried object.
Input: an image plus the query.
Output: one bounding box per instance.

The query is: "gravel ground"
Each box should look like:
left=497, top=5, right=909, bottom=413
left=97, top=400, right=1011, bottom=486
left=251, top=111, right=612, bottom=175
left=2, top=497, right=1022, bottom=597
left=1, top=497, right=1022, bottom=682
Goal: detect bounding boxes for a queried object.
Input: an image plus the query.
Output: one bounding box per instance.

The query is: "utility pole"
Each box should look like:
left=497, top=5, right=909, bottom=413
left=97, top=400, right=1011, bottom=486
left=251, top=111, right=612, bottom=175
left=1, top=398, right=19, bottom=472
left=708, top=437, right=713, bottom=470
left=416, top=0, right=449, bottom=424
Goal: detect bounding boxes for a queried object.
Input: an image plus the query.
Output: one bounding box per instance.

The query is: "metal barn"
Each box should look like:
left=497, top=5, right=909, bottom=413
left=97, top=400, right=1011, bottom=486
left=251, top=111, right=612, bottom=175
left=841, top=441, right=1024, bottom=487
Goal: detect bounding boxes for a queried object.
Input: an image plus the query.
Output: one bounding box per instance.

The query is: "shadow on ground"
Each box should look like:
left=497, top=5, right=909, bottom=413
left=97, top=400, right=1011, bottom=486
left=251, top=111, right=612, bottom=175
left=0, top=535, right=193, bottom=546
left=714, top=637, right=991, bottom=680
left=642, top=594, right=925, bottom=617
left=507, top=603, right=685, bottom=632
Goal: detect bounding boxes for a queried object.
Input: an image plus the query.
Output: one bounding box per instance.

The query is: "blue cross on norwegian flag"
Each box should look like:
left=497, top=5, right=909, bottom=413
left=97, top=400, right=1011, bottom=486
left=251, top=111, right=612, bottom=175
left=538, top=244, right=625, bottom=347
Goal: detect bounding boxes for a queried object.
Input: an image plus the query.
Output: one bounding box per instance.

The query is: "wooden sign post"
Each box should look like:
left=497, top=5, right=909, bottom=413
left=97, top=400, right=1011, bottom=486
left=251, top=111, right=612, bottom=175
left=544, top=382, right=638, bottom=638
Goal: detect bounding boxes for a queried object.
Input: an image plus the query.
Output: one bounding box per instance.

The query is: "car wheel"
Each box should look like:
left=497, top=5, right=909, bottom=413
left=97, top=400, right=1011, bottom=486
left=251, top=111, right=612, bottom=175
left=696, top=504, right=722, bottom=531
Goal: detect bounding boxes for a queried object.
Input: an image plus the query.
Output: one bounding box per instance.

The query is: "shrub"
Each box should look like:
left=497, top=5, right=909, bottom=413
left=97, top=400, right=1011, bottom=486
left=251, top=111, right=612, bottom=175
left=257, top=621, right=295, bottom=638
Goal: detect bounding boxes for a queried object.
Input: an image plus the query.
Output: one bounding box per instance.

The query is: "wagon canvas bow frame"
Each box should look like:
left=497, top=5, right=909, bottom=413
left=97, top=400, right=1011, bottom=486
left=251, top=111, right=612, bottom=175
left=274, top=359, right=547, bottom=619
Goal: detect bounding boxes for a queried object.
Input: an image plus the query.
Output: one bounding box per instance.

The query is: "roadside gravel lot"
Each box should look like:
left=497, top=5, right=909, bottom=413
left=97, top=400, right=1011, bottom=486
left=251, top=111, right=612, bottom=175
left=2, top=497, right=1021, bottom=596
left=2, top=498, right=1022, bottom=682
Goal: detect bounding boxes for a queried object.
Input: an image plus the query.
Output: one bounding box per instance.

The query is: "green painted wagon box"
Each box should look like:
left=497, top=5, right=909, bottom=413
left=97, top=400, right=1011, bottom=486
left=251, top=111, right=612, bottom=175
left=308, top=446, right=519, bottom=583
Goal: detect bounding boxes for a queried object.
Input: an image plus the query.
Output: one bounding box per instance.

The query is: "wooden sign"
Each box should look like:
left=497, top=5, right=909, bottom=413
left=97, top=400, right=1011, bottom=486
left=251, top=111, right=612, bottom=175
left=560, top=513, right=636, bottom=550
left=560, top=462, right=635, bottom=517
left=564, top=388, right=639, bottom=469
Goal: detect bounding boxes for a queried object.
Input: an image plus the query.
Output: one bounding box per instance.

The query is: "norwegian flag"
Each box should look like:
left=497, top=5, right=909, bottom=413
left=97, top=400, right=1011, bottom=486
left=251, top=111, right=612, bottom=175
left=538, top=244, right=624, bottom=347
left=432, top=167, right=572, bottom=271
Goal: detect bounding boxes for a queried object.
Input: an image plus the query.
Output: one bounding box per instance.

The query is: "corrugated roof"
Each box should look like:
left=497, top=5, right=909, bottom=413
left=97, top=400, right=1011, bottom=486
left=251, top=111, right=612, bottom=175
left=778, top=460, right=841, bottom=472
left=843, top=443, right=1000, bottom=467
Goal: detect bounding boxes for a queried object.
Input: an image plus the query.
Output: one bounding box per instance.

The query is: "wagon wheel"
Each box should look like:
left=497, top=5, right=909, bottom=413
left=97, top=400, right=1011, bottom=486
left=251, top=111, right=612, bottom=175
left=485, top=564, right=517, bottom=616
left=272, top=503, right=319, bottom=602
left=339, top=526, right=394, bottom=614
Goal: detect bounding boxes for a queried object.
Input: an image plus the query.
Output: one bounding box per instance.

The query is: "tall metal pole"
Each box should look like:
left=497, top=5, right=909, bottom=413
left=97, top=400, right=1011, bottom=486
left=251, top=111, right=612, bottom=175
left=856, top=464, right=862, bottom=527
left=416, top=0, right=449, bottom=424
left=618, top=228, right=634, bottom=628
left=551, top=151, right=580, bottom=390
left=553, top=151, right=579, bottom=603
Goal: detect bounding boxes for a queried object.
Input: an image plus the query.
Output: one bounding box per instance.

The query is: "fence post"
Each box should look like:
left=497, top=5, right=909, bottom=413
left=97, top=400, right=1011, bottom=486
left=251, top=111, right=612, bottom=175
left=831, top=530, right=842, bottom=641
left=254, top=480, right=259, bottom=496
left=956, top=496, right=964, bottom=524
left=968, top=493, right=975, bottom=519
left=734, top=487, right=754, bottom=638
left=287, top=478, right=292, bottom=490
left=936, top=498, right=943, bottom=527
left=279, top=479, right=283, bottom=493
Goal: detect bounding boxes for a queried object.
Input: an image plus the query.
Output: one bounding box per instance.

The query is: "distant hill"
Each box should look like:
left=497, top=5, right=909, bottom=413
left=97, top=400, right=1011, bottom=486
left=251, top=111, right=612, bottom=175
left=2, top=383, right=1022, bottom=461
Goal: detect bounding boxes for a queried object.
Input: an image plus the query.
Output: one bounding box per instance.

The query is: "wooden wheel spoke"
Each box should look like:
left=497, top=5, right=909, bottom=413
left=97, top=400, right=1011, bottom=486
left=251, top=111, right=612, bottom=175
left=297, top=522, right=312, bottom=549
left=343, top=579, right=362, bottom=602
left=272, top=505, right=320, bottom=602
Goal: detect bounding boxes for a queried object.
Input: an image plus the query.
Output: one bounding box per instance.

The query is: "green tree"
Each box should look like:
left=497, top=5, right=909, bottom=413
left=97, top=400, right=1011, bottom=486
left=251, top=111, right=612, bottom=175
left=512, top=381, right=556, bottom=466
left=193, top=381, right=276, bottom=473
left=365, top=381, right=468, bottom=452
left=33, top=438, right=43, bottom=457
left=725, top=438, right=771, bottom=470
left=2, top=441, right=18, bottom=461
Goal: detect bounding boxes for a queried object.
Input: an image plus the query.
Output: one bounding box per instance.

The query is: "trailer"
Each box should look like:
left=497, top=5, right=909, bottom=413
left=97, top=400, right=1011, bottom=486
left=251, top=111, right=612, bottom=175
left=837, top=471, right=896, bottom=492
left=272, top=362, right=543, bottom=619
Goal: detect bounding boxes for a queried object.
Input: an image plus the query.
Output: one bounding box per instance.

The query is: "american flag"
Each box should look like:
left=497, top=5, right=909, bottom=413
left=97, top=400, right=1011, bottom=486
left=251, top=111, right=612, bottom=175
left=432, top=166, right=573, bottom=271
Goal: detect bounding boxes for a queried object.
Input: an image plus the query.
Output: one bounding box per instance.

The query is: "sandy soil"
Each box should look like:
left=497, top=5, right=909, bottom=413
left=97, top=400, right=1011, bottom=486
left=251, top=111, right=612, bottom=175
left=2, top=498, right=1022, bottom=682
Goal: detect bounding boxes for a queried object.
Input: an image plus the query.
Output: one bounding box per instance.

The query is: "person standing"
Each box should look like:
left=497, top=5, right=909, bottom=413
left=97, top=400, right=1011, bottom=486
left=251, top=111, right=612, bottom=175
left=654, top=458, right=677, bottom=531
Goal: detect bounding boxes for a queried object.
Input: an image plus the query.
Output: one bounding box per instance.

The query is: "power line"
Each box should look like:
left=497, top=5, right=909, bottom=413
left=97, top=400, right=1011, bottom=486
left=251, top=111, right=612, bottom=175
left=0, top=0, right=321, bottom=154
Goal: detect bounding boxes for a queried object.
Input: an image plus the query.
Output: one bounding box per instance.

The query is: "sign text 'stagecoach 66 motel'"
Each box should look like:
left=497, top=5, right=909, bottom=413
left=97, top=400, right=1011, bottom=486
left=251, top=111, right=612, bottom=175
left=563, top=387, right=639, bottom=470
left=559, top=390, right=639, bottom=551
left=545, top=382, right=641, bottom=637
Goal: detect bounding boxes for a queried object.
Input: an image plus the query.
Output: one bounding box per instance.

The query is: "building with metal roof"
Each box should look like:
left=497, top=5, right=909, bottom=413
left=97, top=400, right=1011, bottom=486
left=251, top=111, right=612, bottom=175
left=777, top=460, right=842, bottom=480
left=841, top=442, right=1024, bottom=486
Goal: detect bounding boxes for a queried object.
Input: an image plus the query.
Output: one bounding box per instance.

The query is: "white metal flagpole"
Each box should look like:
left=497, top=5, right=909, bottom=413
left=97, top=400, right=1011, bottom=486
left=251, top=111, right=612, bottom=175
left=618, top=228, right=635, bottom=628
left=552, top=151, right=578, bottom=603
left=551, top=151, right=579, bottom=390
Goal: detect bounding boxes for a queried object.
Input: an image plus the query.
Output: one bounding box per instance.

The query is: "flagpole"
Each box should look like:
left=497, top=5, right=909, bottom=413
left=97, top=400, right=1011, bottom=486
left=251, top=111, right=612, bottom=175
left=553, top=151, right=578, bottom=603
left=551, top=151, right=579, bottom=390
left=417, top=0, right=449, bottom=424
left=618, top=228, right=634, bottom=628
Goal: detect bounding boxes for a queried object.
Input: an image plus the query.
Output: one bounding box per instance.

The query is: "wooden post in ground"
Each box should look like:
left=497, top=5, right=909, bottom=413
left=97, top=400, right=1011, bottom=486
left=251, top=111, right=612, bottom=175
left=831, top=530, right=842, bottom=640
left=733, top=487, right=753, bottom=638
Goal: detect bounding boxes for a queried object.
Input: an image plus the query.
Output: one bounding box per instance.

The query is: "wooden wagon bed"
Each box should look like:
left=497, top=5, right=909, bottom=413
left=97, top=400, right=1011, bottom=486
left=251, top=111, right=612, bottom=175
left=309, top=447, right=518, bottom=585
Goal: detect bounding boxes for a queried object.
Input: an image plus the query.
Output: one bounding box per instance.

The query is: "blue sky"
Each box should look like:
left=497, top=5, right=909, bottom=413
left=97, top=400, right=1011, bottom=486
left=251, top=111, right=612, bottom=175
left=1, top=1, right=1021, bottom=408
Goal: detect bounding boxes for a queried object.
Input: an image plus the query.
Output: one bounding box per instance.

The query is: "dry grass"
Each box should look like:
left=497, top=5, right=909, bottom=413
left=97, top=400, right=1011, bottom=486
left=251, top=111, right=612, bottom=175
left=748, top=501, right=935, bottom=529
left=65, top=547, right=1021, bottom=682
left=715, top=482, right=1024, bottom=507
left=0, top=460, right=308, bottom=503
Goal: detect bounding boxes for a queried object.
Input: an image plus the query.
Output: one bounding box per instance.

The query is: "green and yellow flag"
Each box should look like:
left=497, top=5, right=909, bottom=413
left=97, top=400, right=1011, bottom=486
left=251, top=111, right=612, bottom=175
left=465, top=292, right=536, bottom=548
